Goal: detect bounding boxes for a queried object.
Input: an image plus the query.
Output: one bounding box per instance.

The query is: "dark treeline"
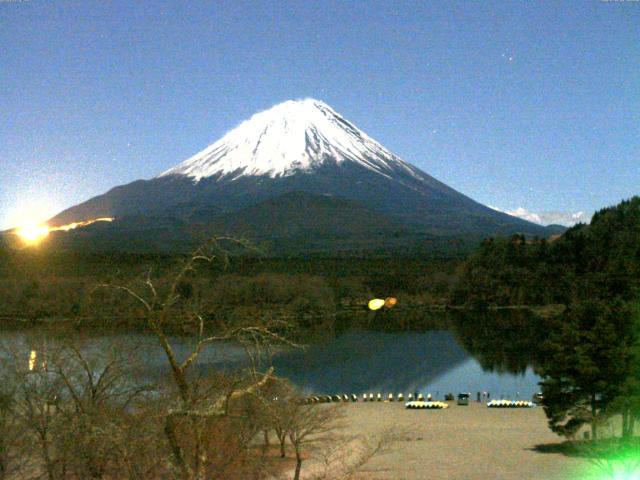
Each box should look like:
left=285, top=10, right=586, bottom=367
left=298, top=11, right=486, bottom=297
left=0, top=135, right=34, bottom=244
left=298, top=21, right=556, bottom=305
left=452, top=196, right=640, bottom=307
left=452, top=197, right=640, bottom=446
left=0, top=248, right=459, bottom=332
left=0, top=249, right=460, bottom=286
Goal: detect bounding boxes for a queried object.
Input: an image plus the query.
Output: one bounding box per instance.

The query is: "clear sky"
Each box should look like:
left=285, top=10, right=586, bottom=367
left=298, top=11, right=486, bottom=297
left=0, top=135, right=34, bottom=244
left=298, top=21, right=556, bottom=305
left=1, top=0, right=639, bottom=229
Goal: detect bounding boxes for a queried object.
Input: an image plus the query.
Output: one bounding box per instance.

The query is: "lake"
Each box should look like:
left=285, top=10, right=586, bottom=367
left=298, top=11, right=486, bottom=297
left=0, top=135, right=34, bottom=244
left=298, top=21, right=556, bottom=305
left=1, top=318, right=543, bottom=401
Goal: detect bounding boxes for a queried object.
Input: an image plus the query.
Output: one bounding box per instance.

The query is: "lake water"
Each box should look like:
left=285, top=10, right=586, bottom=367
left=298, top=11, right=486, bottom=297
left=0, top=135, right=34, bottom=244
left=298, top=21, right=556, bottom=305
left=272, top=330, right=540, bottom=398
left=0, top=326, right=542, bottom=401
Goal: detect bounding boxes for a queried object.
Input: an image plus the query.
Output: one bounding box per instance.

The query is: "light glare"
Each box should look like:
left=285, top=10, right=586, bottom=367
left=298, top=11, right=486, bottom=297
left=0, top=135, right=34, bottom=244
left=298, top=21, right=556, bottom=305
left=12, top=217, right=114, bottom=247
left=15, top=224, right=50, bottom=245
left=368, top=299, right=385, bottom=310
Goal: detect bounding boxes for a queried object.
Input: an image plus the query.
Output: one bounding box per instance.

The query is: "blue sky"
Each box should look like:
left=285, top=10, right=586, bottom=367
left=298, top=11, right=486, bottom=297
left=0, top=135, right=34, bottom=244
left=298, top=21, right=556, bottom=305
left=1, top=0, right=639, bottom=229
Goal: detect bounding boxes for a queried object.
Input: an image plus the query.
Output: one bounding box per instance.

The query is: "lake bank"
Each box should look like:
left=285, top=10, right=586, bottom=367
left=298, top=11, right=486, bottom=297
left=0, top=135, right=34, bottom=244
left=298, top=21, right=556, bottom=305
left=316, top=402, right=591, bottom=480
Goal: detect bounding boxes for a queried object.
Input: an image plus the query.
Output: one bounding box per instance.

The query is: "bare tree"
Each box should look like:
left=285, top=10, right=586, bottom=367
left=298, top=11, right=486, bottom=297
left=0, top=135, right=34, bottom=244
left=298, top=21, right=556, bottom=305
left=0, top=366, right=27, bottom=480
left=10, top=352, right=67, bottom=480
left=309, top=428, right=403, bottom=480
left=286, top=403, right=343, bottom=480
left=101, top=238, right=299, bottom=480
left=51, top=341, right=153, bottom=480
left=258, top=379, right=298, bottom=459
left=1, top=333, right=158, bottom=480
left=267, top=390, right=404, bottom=480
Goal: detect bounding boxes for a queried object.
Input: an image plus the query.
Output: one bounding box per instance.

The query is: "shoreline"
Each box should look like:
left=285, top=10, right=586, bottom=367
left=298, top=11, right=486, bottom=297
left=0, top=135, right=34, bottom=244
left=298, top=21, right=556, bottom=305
left=318, top=402, right=591, bottom=480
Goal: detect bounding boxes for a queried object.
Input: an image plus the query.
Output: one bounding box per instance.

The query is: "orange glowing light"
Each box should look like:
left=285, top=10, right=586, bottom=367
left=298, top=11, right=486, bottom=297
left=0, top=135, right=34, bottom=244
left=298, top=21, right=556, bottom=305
left=384, top=297, right=397, bottom=308
left=12, top=217, right=114, bottom=246
left=52, top=217, right=114, bottom=232
left=15, top=224, right=50, bottom=245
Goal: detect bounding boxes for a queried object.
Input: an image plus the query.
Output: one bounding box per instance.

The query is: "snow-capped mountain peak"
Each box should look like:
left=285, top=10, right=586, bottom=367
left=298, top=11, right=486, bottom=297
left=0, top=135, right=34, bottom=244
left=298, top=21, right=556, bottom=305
left=47, top=99, right=556, bottom=248
left=159, top=98, right=417, bottom=181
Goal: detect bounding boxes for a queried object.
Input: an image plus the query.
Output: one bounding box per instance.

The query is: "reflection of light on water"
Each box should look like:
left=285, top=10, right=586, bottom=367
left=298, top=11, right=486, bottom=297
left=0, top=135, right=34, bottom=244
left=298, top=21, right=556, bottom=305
left=12, top=217, right=114, bottom=246
left=28, top=350, right=37, bottom=371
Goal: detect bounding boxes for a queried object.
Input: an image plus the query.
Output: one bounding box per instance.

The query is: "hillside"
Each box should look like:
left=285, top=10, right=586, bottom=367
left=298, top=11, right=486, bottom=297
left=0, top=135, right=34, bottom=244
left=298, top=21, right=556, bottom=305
left=451, top=196, right=640, bottom=306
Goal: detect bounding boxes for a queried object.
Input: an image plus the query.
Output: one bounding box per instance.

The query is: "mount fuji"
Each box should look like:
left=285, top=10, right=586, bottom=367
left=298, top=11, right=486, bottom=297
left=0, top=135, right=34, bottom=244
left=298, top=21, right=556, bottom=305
left=47, top=99, right=558, bottom=254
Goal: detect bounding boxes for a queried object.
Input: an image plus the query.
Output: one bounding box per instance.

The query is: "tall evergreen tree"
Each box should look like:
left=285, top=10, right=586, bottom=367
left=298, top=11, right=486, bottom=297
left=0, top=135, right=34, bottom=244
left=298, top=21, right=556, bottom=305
left=608, top=303, right=640, bottom=439
left=539, top=299, right=636, bottom=440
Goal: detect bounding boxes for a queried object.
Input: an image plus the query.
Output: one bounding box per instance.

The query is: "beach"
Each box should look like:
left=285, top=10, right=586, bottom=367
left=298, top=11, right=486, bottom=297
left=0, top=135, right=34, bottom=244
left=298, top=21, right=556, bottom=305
left=323, top=401, right=593, bottom=480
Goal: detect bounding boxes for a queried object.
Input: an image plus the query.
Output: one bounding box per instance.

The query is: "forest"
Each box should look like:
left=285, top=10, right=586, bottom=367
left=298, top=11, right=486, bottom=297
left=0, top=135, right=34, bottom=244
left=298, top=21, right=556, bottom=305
left=453, top=197, right=640, bottom=454
left=0, top=246, right=459, bottom=334
left=451, top=196, right=640, bottom=307
left=1, top=197, right=639, bottom=478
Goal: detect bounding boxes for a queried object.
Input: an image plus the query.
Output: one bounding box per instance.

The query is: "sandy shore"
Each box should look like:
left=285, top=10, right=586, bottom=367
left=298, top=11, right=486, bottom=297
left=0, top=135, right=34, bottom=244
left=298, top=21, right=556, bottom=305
left=323, top=401, right=592, bottom=480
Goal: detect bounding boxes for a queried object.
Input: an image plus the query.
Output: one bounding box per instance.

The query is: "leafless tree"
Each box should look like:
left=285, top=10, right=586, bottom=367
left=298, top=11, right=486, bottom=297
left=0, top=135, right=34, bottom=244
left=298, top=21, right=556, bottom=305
left=101, top=238, right=300, bottom=480
left=11, top=347, right=68, bottom=480
left=267, top=390, right=404, bottom=480
left=309, top=428, right=403, bottom=480
left=0, top=366, right=28, bottom=480
left=286, top=403, right=343, bottom=480
left=50, top=341, right=153, bottom=479
left=1, top=333, right=158, bottom=480
left=257, top=379, right=298, bottom=459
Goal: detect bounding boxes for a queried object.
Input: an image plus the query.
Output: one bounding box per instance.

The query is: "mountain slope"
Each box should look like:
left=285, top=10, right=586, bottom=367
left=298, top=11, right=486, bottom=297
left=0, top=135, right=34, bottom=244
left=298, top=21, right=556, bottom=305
left=48, top=99, right=556, bottom=252
left=44, top=191, right=423, bottom=254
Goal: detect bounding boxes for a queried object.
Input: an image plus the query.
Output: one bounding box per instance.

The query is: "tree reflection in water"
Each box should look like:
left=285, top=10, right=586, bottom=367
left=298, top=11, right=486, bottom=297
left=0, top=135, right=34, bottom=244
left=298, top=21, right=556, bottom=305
left=449, top=309, right=557, bottom=376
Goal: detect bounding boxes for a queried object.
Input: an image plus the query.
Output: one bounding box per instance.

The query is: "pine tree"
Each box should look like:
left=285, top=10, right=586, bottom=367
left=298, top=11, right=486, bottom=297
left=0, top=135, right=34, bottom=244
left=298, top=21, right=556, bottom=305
left=608, top=303, right=640, bottom=439
left=539, top=299, right=636, bottom=440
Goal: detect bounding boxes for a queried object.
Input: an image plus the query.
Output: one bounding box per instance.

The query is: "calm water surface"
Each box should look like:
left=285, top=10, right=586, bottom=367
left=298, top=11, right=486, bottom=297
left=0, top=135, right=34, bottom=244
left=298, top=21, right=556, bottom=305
left=1, top=324, right=542, bottom=400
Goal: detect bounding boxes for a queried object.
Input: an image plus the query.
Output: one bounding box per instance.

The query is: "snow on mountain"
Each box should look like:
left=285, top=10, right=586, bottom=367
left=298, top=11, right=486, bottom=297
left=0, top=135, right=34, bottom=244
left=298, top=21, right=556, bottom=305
left=46, top=98, right=557, bottom=248
left=159, top=98, right=420, bottom=181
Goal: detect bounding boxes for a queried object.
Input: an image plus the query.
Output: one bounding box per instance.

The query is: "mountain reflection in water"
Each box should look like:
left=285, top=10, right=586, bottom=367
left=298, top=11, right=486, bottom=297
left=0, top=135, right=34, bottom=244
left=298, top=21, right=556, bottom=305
left=271, top=330, right=540, bottom=397
left=272, top=331, right=468, bottom=394
left=1, top=310, right=548, bottom=399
